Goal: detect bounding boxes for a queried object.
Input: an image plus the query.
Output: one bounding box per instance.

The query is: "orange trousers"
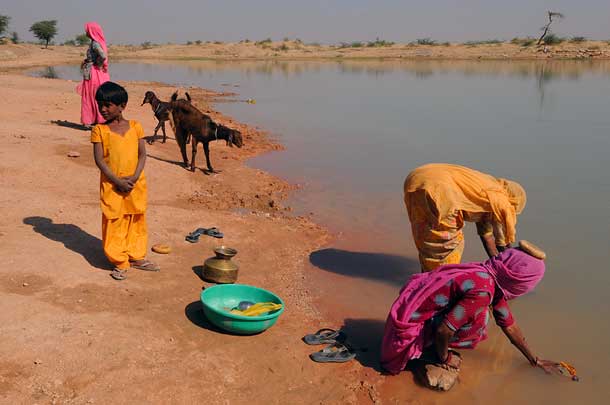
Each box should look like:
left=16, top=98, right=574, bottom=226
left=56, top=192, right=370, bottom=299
left=102, top=213, right=147, bottom=270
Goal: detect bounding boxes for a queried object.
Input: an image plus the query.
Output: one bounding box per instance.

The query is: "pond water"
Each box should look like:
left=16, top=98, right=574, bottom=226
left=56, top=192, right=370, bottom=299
left=42, top=60, right=610, bottom=403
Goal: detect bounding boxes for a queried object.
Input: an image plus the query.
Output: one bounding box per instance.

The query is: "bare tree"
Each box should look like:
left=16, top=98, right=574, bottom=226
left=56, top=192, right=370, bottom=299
left=537, top=11, right=564, bottom=45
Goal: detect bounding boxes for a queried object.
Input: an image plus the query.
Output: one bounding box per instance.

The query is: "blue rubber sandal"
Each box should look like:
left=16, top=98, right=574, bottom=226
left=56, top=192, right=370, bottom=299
left=309, top=342, right=355, bottom=363
left=303, top=328, right=346, bottom=345
left=185, top=227, right=224, bottom=243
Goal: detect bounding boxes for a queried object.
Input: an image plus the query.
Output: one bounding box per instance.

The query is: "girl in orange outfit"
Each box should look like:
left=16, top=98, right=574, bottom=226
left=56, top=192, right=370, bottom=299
left=404, top=163, right=527, bottom=272
left=91, top=81, right=159, bottom=280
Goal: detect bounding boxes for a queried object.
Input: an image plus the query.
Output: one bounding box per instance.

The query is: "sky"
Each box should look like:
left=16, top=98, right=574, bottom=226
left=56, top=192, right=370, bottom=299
left=3, top=0, right=610, bottom=45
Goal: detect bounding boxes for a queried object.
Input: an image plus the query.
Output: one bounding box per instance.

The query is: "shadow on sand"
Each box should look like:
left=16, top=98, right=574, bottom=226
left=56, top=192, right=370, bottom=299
left=23, top=216, right=110, bottom=270
left=309, top=248, right=419, bottom=287
left=336, top=318, right=387, bottom=372
left=184, top=300, right=237, bottom=335
left=146, top=153, right=186, bottom=169
left=51, top=120, right=91, bottom=131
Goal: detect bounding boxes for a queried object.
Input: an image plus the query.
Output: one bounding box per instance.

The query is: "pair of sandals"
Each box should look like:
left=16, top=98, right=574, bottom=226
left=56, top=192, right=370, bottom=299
left=111, top=259, right=160, bottom=280
left=185, top=227, right=224, bottom=243
left=302, top=328, right=356, bottom=363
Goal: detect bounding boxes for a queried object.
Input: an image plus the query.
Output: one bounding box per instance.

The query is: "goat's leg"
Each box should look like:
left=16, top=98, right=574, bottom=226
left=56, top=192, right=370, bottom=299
left=148, top=120, right=162, bottom=144
left=161, top=121, right=167, bottom=143
left=175, top=127, right=189, bottom=168
left=190, top=139, right=198, bottom=172
left=203, top=141, right=220, bottom=173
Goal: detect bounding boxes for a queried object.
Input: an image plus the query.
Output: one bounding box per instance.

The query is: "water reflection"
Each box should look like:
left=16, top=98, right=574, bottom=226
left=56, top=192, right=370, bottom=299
left=113, top=58, right=610, bottom=80
left=33, top=66, right=59, bottom=79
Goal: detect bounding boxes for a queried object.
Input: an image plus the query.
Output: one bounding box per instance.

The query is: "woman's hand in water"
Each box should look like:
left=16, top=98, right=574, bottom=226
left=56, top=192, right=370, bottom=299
left=535, top=358, right=562, bottom=374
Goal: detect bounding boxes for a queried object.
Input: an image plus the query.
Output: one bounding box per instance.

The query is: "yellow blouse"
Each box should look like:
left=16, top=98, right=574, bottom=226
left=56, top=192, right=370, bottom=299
left=91, top=120, right=147, bottom=219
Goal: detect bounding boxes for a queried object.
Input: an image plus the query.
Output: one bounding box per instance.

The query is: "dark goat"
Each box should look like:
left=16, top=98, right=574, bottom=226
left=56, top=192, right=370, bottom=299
left=141, top=91, right=191, bottom=144
left=169, top=92, right=243, bottom=173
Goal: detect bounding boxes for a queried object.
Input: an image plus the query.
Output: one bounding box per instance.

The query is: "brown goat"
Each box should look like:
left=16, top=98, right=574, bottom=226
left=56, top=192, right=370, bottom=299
left=169, top=92, right=243, bottom=173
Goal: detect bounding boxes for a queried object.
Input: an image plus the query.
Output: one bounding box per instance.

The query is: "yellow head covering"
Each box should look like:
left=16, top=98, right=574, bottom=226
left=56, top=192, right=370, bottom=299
left=501, top=179, right=527, bottom=214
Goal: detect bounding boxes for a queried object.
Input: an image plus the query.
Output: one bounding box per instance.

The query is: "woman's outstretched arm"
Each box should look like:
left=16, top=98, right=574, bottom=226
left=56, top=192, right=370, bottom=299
left=502, top=322, right=559, bottom=373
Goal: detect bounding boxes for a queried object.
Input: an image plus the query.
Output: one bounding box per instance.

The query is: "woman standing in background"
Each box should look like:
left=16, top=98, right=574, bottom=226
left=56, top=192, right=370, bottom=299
left=78, top=22, right=110, bottom=128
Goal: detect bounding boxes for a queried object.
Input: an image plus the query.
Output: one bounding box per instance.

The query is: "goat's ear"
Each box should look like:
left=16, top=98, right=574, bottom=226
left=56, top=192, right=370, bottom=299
left=171, top=91, right=179, bottom=102
left=185, top=92, right=192, bottom=102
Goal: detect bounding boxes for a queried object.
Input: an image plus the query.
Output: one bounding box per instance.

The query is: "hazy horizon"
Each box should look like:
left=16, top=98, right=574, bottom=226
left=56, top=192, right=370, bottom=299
left=3, top=1, right=610, bottom=45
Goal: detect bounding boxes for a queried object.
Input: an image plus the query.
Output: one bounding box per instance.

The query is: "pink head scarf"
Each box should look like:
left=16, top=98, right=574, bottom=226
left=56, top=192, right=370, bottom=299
left=485, top=248, right=545, bottom=300
left=85, top=22, right=108, bottom=70
left=380, top=247, right=545, bottom=375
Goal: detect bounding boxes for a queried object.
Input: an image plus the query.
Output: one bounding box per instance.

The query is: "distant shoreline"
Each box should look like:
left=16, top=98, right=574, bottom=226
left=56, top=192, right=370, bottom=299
left=2, top=41, right=610, bottom=72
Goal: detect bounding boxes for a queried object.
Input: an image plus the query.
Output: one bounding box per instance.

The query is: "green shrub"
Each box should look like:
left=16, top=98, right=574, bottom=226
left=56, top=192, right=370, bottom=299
left=255, top=38, right=273, bottom=46
left=543, top=33, right=564, bottom=45
left=195, top=40, right=202, bottom=45
left=570, top=36, right=586, bottom=43
left=415, top=38, right=436, bottom=45
left=510, top=37, right=536, bottom=47
left=141, top=41, right=154, bottom=49
left=0, top=15, right=10, bottom=37
left=75, top=33, right=90, bottom=46
left=186, top=41, right=193, bottom=45
left=366, top=38, right=394, bottom=47
left=278, top=43, right=289, bottom=51
left=465, top=39, right=503, bottom=46
left=511, top=37, right=533, bottom=46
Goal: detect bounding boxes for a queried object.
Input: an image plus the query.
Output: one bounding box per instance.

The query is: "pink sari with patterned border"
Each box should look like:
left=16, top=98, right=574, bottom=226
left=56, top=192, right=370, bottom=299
left=380, top=248, right=544, bottom=374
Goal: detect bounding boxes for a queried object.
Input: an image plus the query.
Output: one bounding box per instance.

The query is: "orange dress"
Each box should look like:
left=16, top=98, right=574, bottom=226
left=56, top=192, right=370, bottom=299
left=404, top=163, right=526, bottom=271
left=91, top=120, right=148, bottom=269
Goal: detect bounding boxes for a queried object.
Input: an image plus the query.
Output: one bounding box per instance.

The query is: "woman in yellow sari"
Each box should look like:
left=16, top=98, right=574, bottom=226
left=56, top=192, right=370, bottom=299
left=404, top=163, right=527, bottom=272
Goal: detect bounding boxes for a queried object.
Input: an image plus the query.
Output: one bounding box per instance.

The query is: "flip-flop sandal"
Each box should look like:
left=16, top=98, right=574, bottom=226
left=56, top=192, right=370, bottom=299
left=203, top=228, right=223, bottom=238
left=111, top=268, right=127, bottom=280
left=185, top=227, right=224, bottom=243
left=309, top=342, right=356, bottom=363
left=130, top=260, right=160, bottom=272
left=303, top=328, right=347, bottom=345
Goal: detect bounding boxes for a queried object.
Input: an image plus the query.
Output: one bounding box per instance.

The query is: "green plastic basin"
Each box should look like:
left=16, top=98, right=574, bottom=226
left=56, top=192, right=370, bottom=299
left=200, top=284, right=285, bottom=335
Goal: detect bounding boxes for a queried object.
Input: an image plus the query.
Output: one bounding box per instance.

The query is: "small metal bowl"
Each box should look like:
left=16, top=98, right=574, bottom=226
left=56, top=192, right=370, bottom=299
left=214, top=246, right=237, bottom=259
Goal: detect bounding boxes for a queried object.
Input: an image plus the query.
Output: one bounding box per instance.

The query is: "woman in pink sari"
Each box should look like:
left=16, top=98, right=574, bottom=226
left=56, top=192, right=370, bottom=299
left=77, top=22, right=110, bottom=127
left=380, top=243, right=561, bottom=378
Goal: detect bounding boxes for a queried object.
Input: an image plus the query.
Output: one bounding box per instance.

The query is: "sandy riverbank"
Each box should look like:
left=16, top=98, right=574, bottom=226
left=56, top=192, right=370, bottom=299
left=0, top=45, right=417, bottom=402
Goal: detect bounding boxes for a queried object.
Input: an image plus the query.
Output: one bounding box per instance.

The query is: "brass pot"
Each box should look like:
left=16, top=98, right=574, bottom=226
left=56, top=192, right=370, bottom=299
left=203, top=246, right=239, bottom=284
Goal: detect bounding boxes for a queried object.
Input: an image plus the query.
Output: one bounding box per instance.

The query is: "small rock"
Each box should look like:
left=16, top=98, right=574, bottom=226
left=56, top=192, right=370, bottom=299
left=34, top=359, right=42, bottom=365
left=67, top=151, right=81, bottom=158
left=22, top=282, right=29, bottom=287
